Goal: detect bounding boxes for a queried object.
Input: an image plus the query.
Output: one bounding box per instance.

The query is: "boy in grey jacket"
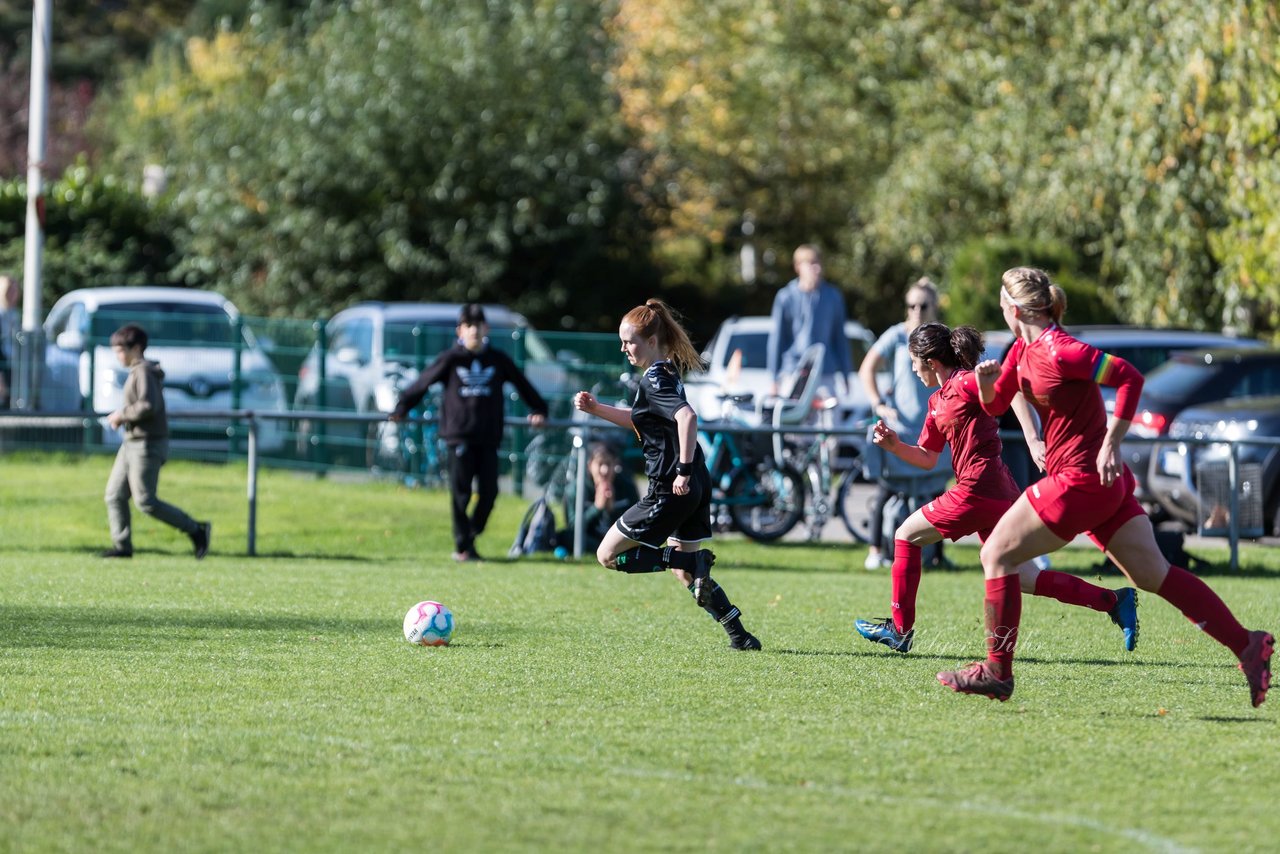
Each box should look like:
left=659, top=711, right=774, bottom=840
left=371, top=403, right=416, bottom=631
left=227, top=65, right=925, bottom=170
left=101, top=323, right=211, bottom=559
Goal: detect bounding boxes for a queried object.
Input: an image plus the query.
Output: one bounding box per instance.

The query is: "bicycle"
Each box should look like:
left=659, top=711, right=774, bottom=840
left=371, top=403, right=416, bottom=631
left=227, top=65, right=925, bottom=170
left=831, top=422, right=953, bottom=552
left=699, top=392, right=806, bottom=542
left=771, top=395, right=875, bottom=542
left=368, top=370, right=447, bottom=488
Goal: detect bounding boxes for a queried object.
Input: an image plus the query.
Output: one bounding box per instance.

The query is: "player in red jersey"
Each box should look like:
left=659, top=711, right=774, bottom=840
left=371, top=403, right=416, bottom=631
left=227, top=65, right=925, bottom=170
left=853, top=322, right=1139, bottom=655
left=937, top=267, right=1273, bottom=705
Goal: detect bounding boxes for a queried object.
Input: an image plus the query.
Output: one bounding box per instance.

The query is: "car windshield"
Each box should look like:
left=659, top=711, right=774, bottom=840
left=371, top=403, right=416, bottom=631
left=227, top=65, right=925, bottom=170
left=1142, top=358, right=1218, bottom=400
left=1104, top=346, right=1188, bottom=375
left=383, top=320, right=554, bottom=364
left=383, top=321, right=458, bottom=361
left=720, top=331, right=769, bottom=370
left=90, top=304, right=240, bottom=347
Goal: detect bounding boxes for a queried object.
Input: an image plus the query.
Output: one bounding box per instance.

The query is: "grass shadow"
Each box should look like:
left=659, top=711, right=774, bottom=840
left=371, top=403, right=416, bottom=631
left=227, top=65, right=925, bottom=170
left=0, top=603, right=390, bottom=650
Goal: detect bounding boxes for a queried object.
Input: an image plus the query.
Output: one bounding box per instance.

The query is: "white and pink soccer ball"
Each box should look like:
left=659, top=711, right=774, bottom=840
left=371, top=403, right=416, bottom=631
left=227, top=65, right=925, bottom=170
left=403, top=600, right=455, bottom=646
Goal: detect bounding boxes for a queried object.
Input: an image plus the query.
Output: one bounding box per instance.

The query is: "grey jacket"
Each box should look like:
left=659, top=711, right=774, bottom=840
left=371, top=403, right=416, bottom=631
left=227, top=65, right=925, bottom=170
left=119, top=359, right=169, bottom=442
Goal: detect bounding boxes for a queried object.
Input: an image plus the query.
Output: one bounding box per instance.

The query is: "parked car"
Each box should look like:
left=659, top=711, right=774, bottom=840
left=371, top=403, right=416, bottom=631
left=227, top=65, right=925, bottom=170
left=684, top=315, right=877, bottom=421
left=40, top=286, right=289, bottom=451
left=293, top=302, right=571, bottom=461
left=1148, top=395, right=1280, bottom=537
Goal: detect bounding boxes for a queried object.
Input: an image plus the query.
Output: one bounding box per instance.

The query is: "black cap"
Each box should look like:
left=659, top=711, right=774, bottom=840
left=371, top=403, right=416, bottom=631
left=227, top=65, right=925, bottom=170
left=459, top=303, right=486, bottom=325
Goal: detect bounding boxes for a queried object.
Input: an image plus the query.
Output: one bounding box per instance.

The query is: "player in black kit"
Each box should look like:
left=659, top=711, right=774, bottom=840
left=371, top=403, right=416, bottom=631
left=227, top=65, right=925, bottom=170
left=573, top=299, right=761, bottom=650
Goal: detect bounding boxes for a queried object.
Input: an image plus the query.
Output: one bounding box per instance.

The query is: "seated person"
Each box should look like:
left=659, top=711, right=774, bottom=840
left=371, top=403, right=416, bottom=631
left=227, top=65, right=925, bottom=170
left=558, top=441, right=639, bottom=553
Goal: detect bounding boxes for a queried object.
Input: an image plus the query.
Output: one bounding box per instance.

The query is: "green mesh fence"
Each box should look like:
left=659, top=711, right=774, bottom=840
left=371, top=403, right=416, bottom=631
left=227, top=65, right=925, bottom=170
left=5, top=309, right=631, bottom=496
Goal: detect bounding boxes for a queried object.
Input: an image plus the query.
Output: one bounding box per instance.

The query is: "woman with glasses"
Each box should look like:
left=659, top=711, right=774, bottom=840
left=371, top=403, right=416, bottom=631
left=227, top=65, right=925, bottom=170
left=857, top=278, right=945, bottom=570
left=938, top=266, right=1272, bottom=706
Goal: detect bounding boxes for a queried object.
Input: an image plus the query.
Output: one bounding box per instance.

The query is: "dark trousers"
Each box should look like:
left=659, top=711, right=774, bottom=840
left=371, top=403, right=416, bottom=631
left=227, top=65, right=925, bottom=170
left=447, top=441, right=500, bottom=553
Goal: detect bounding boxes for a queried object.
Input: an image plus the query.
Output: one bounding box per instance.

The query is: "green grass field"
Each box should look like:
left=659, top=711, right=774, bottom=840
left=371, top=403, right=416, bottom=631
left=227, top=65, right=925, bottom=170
left=1, top=454, right=1276, bottom=853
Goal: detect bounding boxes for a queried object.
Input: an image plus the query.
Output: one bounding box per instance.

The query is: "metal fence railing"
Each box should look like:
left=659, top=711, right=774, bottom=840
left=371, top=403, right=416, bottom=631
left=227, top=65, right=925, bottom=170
left=2, top=409, right=1276, bottom=570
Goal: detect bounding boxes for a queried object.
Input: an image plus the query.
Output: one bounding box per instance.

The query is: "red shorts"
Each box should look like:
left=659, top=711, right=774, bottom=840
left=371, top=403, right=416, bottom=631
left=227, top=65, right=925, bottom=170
left=1026, top=466, right=1146, bottom=549
left=922, top=487, right=1015, bottom=543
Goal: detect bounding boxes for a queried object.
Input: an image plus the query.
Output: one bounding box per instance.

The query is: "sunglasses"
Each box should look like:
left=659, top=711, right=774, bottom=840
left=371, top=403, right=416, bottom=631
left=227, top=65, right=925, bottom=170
left=906, top=303, right=933, bottom=311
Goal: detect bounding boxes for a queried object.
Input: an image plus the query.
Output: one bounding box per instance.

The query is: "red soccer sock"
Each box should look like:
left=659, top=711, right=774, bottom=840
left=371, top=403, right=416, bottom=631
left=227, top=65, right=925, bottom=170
left=985, top=574, right=1021, bottom=680
left=1033, top=570, right=1117, bottom=612
left=890, top=539, right=922, bottom=634
left=1157, top=565, right=1250, bottom=656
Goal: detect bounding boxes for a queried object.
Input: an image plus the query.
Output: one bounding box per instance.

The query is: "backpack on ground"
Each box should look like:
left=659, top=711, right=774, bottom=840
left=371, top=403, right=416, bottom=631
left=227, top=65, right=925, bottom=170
left=509, top=496, right=558, bottom=557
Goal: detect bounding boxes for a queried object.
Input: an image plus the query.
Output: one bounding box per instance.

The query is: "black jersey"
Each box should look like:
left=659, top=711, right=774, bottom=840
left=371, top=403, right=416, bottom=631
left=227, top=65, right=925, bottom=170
left=630, top=360, right=706, bottom=482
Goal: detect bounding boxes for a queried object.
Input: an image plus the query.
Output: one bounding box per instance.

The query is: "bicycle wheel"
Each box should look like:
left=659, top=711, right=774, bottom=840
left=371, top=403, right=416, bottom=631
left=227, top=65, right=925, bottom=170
left=725, top=460, right=805, bottom=542
left=836, top=473, right=875, bottom=544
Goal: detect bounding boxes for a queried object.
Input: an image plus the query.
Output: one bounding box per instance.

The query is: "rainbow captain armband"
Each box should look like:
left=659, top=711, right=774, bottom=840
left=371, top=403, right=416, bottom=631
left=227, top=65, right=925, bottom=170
left=1092, top=352, right=1120, bottom=385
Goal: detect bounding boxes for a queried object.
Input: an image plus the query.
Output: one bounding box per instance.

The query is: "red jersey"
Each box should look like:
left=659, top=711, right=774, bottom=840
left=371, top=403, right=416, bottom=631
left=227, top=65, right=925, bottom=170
left=981, top=326, right=1143, bottom=478
left=918, top=370, right=1018, bottom=500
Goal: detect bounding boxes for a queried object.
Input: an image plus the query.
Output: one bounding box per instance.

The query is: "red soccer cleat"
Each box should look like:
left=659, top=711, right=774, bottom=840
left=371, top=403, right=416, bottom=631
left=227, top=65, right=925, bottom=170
left=1239, top=630, right=1274, bottom=708
left=937, top=661, right=1015, bottom=702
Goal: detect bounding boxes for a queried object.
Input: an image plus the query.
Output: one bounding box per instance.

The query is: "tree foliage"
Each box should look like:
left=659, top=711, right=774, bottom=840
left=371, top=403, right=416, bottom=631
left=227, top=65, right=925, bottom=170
left=4, top=0, right=1279, bottom=341
left=611, top=0, right=1280, bottom=338
left=0, top=161, right=181, bottom=298
left=98, top=0, right=659, bottom=326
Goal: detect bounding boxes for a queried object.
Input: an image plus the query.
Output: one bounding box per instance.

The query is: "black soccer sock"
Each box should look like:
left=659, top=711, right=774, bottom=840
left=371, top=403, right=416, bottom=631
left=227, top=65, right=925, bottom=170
left=614, top=545, right=672, bottom=574
left=688, top=577, right=745, bottom=634
left=666, top=548, right=715, bottom=575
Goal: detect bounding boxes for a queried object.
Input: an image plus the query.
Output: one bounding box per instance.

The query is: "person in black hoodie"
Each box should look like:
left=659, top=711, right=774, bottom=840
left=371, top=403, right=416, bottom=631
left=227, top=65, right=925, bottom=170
left=391, top=304, right=547, bottom=561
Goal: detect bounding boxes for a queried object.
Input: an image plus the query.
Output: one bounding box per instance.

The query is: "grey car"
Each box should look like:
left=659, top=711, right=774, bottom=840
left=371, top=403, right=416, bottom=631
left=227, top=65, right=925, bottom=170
left=1148, top=394, right=1280, bottom=537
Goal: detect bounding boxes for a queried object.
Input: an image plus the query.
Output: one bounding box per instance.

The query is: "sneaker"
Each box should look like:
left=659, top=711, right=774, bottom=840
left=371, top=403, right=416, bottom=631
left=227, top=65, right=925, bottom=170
left=1107, top=587, right=1140, bottom=652
left=190, top=522, right=211, bottom=560
left=729, top=632, right=762, bottom=651
left=937, top=661, right=1015, bottom=702
left=864, top=552, right=889, bottom=571
left=1239, top=630, right=1274, bottom=708
left=854, top=616, right=914, bottom=653
left=692, top=550, right=716, bottom=607
left=99, top=547, right=133, bottom=559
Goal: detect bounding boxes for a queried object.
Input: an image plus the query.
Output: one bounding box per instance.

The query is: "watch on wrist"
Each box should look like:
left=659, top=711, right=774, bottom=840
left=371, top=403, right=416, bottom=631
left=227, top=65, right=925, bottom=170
left=675, top=461, right=694, bottom=477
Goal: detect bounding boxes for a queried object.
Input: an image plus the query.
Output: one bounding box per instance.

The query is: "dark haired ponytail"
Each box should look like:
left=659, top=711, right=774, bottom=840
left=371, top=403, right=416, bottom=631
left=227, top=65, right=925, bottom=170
left=908, top=322, right=984, bottom=371
left=948, top=326, right=984, bottom=371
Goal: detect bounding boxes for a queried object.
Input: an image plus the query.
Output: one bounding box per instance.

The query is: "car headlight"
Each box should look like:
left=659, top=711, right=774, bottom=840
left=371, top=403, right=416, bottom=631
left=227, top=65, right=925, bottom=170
left=1219, top=418, right=1258, bottom=442
left=245, top=374, right=285, bottom=406
left=374, top=382, right=401, bottom=413
left=103, top=369, right=127, bottom=391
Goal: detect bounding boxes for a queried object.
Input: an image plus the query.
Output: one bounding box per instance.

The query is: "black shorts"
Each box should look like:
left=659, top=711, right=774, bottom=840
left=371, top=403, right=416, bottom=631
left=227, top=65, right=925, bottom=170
left=616, top=470, right=713, bottom=546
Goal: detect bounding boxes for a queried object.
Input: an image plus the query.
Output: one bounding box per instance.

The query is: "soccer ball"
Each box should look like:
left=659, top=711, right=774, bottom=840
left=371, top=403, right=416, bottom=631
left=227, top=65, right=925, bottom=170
left=403, top=600, right=455, bottom=646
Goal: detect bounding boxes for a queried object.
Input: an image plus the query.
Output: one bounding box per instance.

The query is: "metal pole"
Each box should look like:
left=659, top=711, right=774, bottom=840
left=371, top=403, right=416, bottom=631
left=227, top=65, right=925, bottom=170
left=231, top=316, right=243, bottom=455
left=1227, top=440, right=1239, bottom=572
left=18, top=0, right=52, bottom=412
left=247, top=413, right=258, bottom=556
left=572, top=431, right=587, bottom=559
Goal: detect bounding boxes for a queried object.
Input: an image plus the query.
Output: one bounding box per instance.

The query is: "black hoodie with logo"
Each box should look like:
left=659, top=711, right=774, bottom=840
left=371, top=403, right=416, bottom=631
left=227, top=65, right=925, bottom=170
left=391, top=342, right=548, bottom=445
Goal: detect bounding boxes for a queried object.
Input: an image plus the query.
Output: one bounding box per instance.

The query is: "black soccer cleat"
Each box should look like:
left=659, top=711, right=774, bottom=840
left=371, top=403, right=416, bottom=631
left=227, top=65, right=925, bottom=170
left=729, top=632, right=762, bottom=651
left=190, top=521, right=212, bottom=560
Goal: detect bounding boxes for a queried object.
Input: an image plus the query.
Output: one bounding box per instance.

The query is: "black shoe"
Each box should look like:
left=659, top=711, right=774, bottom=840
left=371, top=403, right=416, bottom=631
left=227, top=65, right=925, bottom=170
left=100, top=547, right=133, bottom=559
left=692, top=550, right=716, bottom=607
left=190, top=522, right=211, bottom=560
left=729, top=632, right=762, bottom=651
